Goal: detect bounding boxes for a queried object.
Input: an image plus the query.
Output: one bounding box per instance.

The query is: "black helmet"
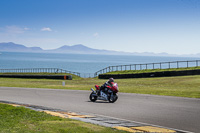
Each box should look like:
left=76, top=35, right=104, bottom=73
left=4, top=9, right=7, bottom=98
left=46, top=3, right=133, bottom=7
left=109, top=78, right=114, bottom=82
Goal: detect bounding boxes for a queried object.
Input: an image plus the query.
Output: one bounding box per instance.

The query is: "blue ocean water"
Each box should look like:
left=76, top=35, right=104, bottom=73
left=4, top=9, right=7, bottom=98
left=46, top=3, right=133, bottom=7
left=0, top=52, right=200, bottom=75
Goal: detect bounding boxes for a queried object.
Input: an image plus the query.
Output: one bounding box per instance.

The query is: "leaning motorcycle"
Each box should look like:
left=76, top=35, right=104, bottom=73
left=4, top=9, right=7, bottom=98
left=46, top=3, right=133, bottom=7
left=89, top=83, right=118, bottom=103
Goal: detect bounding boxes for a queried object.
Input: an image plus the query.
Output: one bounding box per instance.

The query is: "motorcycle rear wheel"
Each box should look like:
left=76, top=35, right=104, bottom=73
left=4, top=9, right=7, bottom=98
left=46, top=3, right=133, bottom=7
left=89, top=92, right=97, bottom=102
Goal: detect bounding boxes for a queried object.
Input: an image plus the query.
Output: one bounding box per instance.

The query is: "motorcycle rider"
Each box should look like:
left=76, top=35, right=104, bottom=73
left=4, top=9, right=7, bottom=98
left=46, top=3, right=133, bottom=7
left=98, top=78, right=114, bottom=95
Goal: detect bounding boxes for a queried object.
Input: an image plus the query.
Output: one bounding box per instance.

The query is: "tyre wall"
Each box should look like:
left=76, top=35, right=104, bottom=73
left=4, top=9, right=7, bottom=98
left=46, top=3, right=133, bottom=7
left=0, top=75, right=72, bottom=80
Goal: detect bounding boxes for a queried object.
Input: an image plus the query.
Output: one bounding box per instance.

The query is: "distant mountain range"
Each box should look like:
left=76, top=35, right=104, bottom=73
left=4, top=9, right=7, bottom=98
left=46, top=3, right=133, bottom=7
left=0, top=42, right=199, bottom=57
left=0, top=42, right=43, bottom=52
left=0, top=42, right=123, bottom=55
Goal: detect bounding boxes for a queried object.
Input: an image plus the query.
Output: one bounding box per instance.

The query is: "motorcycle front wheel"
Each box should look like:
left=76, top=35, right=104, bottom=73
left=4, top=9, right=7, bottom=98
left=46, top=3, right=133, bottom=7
left=89, top=92, right=97, bottom=102
left=108, top=94, right=118, bottom=103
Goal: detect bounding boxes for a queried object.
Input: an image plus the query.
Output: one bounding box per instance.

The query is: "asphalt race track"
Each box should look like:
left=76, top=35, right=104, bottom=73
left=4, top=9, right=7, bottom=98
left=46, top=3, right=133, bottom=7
left=0, top=87, right=199, bottom=133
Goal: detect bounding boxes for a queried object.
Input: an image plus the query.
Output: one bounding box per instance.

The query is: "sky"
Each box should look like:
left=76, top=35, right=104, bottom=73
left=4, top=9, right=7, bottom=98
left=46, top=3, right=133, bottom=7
left=0, top=0, right=200, bottom=55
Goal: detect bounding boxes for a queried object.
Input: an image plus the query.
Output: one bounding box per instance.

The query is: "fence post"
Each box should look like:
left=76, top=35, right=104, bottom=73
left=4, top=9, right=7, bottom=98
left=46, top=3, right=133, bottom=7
left=160, top=63, right=162, bottom=69
left=177, top=61, right=179, bottom=68
left=94, top=72, right=97, bottom=77
left=187, top=61, right=188, bottom=68
left=197, top=60, right=199, bottom=67
left=153, top=63, right=154, bottom=69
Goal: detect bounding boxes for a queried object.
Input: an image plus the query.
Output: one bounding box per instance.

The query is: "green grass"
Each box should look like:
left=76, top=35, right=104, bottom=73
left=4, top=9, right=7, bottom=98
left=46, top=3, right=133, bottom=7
left=103, top=67, right=200, bottom=74
left=0, top=75, right=200, bottom=98
left=0, top=103, right=126, bottom=133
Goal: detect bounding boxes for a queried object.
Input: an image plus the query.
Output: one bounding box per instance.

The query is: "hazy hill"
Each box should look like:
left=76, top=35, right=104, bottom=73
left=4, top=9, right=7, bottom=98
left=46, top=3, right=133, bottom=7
left=51, top=44, right=99, bottom=53
left=50, top=44, right=121, bottom=54
left=0, top=42, right=43, bottom=52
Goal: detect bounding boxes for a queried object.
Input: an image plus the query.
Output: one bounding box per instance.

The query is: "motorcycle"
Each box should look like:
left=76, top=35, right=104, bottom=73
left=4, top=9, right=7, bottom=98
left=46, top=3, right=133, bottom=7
left=89, top=83, right=119, bottom=103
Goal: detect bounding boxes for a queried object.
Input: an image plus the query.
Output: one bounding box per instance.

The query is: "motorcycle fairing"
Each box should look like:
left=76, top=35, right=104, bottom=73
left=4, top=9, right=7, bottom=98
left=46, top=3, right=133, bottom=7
left=95, top=85, right=100, bottom=90
left=99, top=91, right=108, bottom=100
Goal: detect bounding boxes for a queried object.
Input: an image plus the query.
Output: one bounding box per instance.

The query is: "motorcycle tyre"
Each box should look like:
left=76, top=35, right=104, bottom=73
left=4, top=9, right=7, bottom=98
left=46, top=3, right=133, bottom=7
left=108, top=94, right=118, bottom=103
left=89, top=92, right=97, bottom=102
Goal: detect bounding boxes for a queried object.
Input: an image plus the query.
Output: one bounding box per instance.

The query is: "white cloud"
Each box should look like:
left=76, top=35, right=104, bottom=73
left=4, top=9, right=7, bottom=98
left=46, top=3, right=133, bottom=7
left=41, top=27, right=52, bottom=31
left=5, top=26, right=27, bottom=34
left=93, top=32, right=99, bottom=37
left=24, top=27, right=29, bottom=30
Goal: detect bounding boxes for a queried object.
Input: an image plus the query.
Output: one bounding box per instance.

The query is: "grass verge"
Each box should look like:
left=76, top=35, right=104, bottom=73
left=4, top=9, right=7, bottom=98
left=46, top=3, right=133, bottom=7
left=0, top=103, right=126, bottom=133
left=0, top=75, right=200, bottom=98
left=104, top=67, right=200, bottom=74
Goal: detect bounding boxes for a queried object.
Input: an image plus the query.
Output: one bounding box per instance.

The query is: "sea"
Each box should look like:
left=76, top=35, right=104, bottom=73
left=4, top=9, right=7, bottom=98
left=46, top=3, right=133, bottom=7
left=0, top=52, right=200, bottom=77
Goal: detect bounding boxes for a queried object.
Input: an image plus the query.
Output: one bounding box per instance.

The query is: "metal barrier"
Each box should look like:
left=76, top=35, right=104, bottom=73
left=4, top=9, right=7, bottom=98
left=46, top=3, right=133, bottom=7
left=0, top=68, right=80, bottom=77
left=1, top=60, right=200, bottom=78
left=80, top=73, right=96, bottom=78
left=94, top=60, right=200, bottom=77
left=0, top=68, right=96, bottom=78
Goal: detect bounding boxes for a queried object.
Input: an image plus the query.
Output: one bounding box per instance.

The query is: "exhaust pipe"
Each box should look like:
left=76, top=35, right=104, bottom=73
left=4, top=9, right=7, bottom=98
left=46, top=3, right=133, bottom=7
left=91, top=88, right=96, bottom=93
